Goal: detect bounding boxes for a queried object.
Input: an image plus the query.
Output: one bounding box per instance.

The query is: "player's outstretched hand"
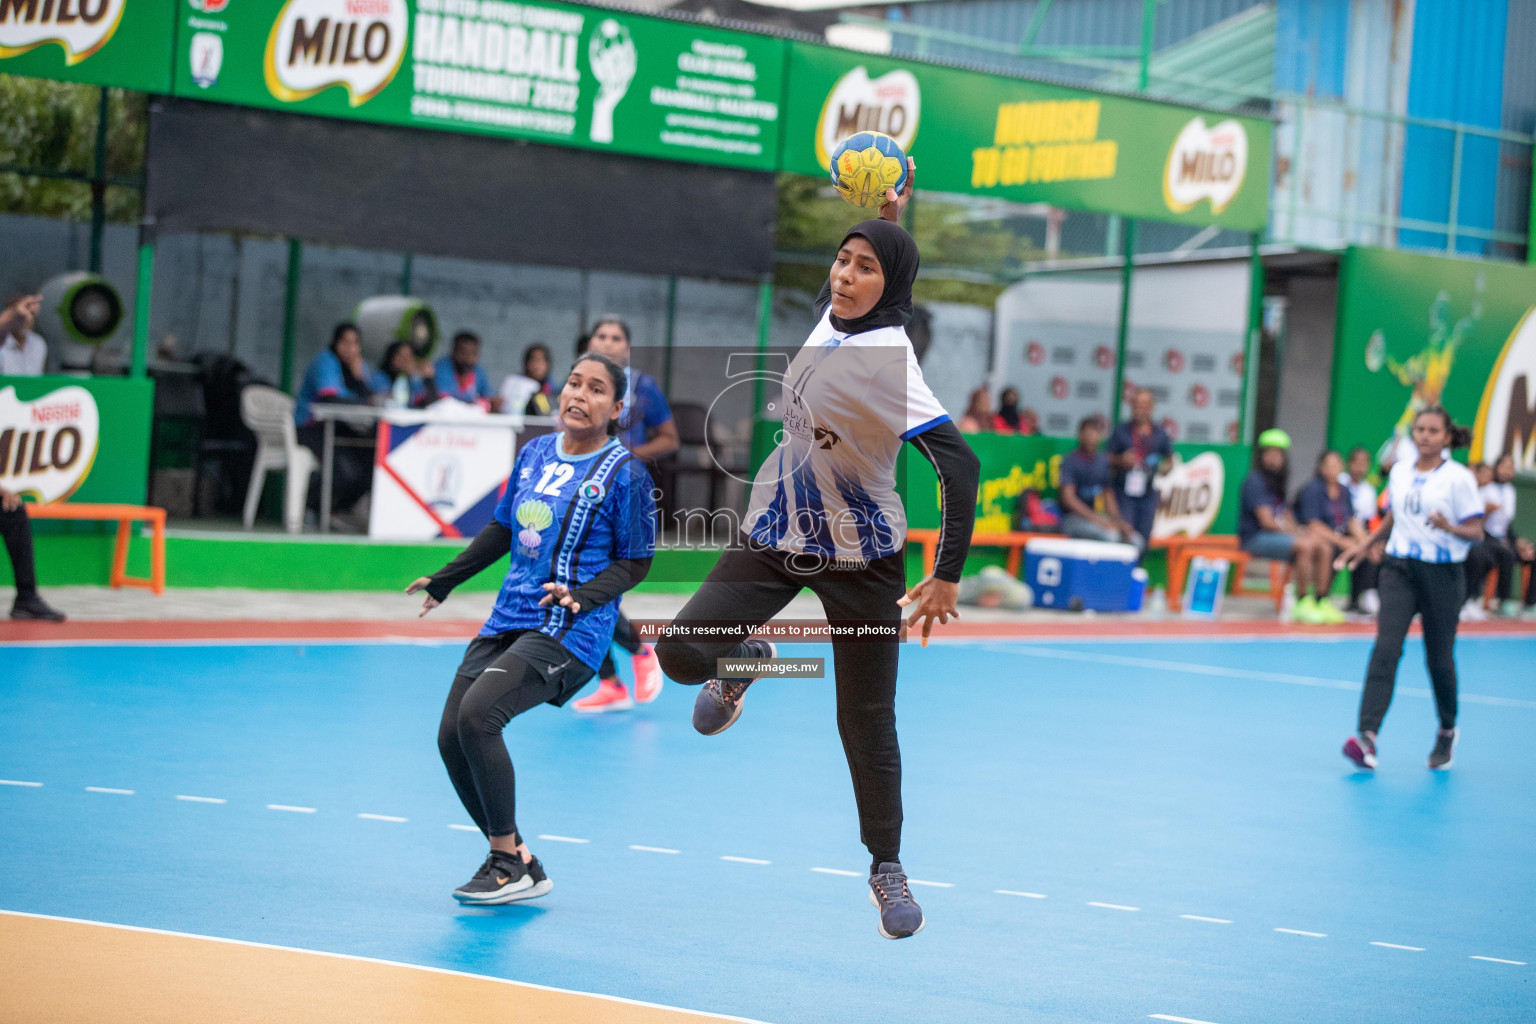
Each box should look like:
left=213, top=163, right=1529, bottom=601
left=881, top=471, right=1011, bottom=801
left=897, top=573, right=959, bottom=648
left=539, top=582, right=582, bottom=614
left=1333, top=543, right=1364, bottom=572
left=880, top=158, right=916, bottom=223
left=405, top=576, right=440, bottom=617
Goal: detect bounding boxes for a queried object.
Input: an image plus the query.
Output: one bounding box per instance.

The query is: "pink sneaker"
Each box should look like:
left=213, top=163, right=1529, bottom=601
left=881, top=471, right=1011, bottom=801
left=1343, top=732, right=1377, bottom=770
left=573, top=677, right=633, bottom=713
left=632, top=645, right=663, bottom=704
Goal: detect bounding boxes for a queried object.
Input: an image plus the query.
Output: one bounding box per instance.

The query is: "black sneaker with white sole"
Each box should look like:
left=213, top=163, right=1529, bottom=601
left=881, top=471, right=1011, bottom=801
left=868, top=861, right=925, bottom=939
left=453, top=851, right=553, bottom=904
left=1428, top=727, right=1458, bottom=770
left=692, top=639, right=776, bottom=736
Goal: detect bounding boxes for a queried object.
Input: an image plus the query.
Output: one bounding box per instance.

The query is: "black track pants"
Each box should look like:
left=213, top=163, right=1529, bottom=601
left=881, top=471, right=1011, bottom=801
left=598, top=612, right=643, bottom=680
left=1, top=505, right=38, bottom=597
left=655, top=541, right=906, bottom=864
left=1359, top=557, right=1463, bottom=735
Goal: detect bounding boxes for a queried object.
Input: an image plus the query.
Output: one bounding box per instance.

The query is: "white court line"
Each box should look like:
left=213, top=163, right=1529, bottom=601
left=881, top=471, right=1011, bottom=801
left=1275, top=928, right=1327, bottom=937
left=538, top=835, right=591, bottom=844
left=1370, top=941, right=1425, bottom=951
left=267, top=804, right=317, bottom=814
left=629, top=845, right=680, bottom=854
left=0, top=780, right=42, bottom=787
left=995, top=890, right=1047, bottom=899
left=720, top=856, right=771, bottom=865
left=1180, top=915, right=1233, bottom=924
left=908, top=879, right=954, bottom=888
left=0, top=910, right=774, bottom=1024
left=1150, top=1015, right=1221, bottom=1024
left=176, top=795, right=225, bottom=803
left=85, top=787, right=134, bottom=795
left=1088, top=902, right=1140, bottom=912
left=811, top=867, right=862, bottom=877
left=448, top=824, right=480, bottom=832
left=357, top=813, right=407, bottom=823
left=1471, top=956, right=1527, bottom=965
left=995, top=645, right=1536, bottom=709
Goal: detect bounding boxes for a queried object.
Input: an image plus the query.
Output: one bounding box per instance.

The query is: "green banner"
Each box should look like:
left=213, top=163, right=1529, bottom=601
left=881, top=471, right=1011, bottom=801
left=0, top=375, right=151, bottom=504
left=783, top=42, right=1270, bottom=231
left=0, top=0, right=175, bottom=91
left=169, top=0, right=785, bottom=170
left=1329, top=246, right=1536, bottom=474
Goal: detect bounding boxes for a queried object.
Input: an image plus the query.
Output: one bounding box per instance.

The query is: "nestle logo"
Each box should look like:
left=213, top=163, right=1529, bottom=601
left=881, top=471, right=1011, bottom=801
left=31, top=403, right=81, bottom=424
left=345, top=0, right=390, bottom=13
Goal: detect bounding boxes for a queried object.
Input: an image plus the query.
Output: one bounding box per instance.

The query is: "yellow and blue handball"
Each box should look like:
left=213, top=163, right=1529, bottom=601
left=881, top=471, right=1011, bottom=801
left=829, top=131, right=909, bottom=209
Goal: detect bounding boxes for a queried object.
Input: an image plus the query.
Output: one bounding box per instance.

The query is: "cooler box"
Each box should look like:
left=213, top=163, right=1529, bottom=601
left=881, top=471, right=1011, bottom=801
left=1024, top=538, right=1144, bottom=612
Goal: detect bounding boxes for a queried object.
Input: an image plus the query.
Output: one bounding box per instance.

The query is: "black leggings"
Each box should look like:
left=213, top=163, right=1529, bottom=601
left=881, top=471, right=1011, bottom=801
left=1359, top=557, right=1463, bottom=735
left=598, top=613, right=643, bottom=680
left=438, top=632, right=587, bottom=839
left=655, top=542, right=906, bottom=864
left=1, top=505, right=38, bottom=597
left=1465, top=537, right=1517, bottom=603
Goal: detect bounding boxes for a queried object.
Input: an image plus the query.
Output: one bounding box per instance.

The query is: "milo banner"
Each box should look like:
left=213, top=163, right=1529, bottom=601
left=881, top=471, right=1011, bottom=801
left=783, top=42, right=1270, bottom=232
left=0, top=375, right=151, bottom=504
left=0, top=0, right=175, bottom=91
left=170, top=0, right=785, bottom=170
left=1329, top=247, right=1536, bottom=472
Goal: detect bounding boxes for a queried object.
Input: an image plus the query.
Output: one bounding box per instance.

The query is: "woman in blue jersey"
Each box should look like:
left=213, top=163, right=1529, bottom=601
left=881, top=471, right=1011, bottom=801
left=656, top=172, right=983, bottom=941
left=405, top=351, right=656, bottom=904
left=1335, top=406, right=1483, bottom=771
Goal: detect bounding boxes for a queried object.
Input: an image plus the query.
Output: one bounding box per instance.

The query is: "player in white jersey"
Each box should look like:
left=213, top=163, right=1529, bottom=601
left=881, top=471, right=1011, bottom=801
left=656, top=187, right=982, bottom=940
left=1335, top=406, right=1484, bottom=771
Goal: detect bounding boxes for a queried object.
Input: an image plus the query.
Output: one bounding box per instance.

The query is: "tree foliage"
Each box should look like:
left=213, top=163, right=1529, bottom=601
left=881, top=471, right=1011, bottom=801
left=0, top=77, right=146, bottom=222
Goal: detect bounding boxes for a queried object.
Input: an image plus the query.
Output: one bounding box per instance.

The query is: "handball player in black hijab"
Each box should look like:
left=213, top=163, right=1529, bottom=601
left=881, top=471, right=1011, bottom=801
left=656, top=163, right=980, bottom=939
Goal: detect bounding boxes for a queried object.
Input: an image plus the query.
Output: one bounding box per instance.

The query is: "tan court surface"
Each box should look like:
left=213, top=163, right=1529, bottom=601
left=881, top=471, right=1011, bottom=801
left=0, top=912, right=757, bottom=1024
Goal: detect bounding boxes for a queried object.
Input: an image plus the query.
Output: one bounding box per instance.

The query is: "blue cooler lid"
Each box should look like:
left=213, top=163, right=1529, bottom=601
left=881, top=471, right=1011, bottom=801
left=1023, top=537, right=1140, bottom=564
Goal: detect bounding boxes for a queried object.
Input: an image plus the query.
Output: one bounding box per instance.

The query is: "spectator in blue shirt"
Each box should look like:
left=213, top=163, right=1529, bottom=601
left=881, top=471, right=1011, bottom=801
left=1239, top=429, right=1340, bottom=623
left=1106, top=389, right=1173, bottom=549
left=294, top=322, right=382, bottom=519
left=380, top=341, right=435, bottom=408
left=1059, top=416, right=1142, bottom=555
left=585, top=319, right=679, bottom=461
left=1295, top=449, right=1368, bottom=600
left=434, top=332, right=504, bottom=411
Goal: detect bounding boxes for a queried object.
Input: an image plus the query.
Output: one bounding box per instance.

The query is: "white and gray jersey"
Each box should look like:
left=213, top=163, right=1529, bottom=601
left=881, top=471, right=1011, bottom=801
left=1383, top=458, right=1483, bottom=563
left=742, top=313, right=950, bottom=563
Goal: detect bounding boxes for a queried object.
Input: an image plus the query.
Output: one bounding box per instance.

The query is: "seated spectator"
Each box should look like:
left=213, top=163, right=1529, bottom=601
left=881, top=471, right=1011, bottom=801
left=1339, top=445, right=1382, bottom=613
left=1238, top=430, right=1341, bottom=624
left=1059, top=416, right=1143, bottom=555
left=1, top=485, right=65, bottom=621
left=958, top=386, right=993, bottom=433
left=1465, top=454, right=1523, bottom=617
left=1, top=294, right=46, bottom=376
left=522, top=343, right=554, bottom=416
left=433, top=332, right=504, bottom=411
left=993, top=387, right=1023, bottom=434
left=1295, top=449, right=1367, bottom=603
left=1017, top=407, right=1040, bottom=436
left=294, top=322, right=379, bottom=518
left=379, top=341, right=434, bottom=408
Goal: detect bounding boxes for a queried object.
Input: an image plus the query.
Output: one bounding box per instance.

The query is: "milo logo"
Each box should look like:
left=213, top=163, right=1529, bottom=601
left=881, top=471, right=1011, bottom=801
left=813, top=66, right=919, bottom=171
left=0, top=0, right=123, bottom=65
left=1472, top=306, right=1536, bottom=471
left=1164, top=117, right=1248, bottom=215
left=264, top=0, right=408, bottom=106
left=0, top=385, right=101, bottom=504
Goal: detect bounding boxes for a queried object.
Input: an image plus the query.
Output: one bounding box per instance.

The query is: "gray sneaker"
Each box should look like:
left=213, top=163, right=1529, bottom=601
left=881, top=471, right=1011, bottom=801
left=1428, top=727, right=1458, bottom=770
left=691, top=639, right=776, bottom=736
left=868, top=861, right=925, bottom=939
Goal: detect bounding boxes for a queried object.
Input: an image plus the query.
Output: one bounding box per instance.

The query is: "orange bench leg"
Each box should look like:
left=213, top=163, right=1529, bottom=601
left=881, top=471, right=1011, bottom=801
left=109, top=519, right=131, bottom=589
left=1006, top=545, right=1023, bottom=578
left=151, top=512, right=166, bottom=595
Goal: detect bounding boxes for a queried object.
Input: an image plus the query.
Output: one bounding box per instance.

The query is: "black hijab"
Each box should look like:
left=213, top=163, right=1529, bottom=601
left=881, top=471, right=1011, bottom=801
left=827, top=219, right=920, bottom=335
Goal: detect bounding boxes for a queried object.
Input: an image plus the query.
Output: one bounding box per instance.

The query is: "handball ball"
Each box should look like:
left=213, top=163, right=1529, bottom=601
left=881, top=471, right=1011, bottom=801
left=830, top=131, right=908, bottom=209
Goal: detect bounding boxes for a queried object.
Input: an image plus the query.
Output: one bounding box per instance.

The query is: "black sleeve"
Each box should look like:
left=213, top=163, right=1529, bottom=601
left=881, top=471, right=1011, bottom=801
left=907, top=421, right=980, bottom=583
left=814, top=279, right=833, bottom=320
left=567, top=557, right=652, bottom=610
left=425, top=521, right=513, bottom=601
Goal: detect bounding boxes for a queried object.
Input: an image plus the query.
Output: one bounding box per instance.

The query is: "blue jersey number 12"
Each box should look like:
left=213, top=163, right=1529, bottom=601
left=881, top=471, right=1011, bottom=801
left=535, top=462, right=575, bottom=496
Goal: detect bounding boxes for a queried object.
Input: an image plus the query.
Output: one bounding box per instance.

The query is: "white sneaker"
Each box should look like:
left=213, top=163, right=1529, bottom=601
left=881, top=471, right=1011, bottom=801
left=1459, top=599, right=1489, bottom=623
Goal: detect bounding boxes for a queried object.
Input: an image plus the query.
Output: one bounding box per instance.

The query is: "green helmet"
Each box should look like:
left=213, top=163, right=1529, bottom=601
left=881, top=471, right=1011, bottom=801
left=1257, top=428, right=1291, bottom=450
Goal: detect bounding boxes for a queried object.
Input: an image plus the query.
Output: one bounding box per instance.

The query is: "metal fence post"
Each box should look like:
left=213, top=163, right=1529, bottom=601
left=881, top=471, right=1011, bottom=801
left=1448, top=126, right=1464, bottom=253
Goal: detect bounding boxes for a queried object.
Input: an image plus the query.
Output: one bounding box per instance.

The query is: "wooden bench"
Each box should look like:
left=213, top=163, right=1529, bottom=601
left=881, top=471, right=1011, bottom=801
left=1482, top=561, right=1534, bottom=608
left=906, top=528, right=1067, bottom=578
left=25, top=503, right=167, bottom=595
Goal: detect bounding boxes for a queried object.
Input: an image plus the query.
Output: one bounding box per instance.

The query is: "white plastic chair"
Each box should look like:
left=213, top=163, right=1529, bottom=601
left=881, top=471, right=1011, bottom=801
left=240, top=385, right=317, bottom=534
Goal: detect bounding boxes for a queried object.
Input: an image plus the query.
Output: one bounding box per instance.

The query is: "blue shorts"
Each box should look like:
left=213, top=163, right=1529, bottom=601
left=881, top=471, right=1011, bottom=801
left=1243, top=531, right=1297, bottom=561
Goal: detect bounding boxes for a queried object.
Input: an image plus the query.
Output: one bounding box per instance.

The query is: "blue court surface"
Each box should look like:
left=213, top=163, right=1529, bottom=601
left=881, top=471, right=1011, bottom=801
left=2, top=634, right=1533, bottom=1022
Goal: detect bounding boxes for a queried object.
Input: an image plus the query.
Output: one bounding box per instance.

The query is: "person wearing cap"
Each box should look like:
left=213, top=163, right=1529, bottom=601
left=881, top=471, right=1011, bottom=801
left=1238, top=429, right=1342, bottom=624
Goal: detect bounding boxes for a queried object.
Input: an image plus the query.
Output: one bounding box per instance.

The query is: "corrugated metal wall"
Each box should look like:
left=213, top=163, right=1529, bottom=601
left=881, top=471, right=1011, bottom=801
left=1398, top=0, right=1508, bottom=254
left=1497, top=0, right=1535, bottom=258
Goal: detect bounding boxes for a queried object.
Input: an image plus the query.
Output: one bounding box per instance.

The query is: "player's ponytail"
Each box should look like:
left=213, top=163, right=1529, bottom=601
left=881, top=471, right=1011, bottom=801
left=1414, top=405, right=1472, bottom=450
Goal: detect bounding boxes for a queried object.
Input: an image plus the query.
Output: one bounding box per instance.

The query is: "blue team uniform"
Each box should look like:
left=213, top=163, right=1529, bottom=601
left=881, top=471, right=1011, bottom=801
left=294, top=351, right=378, bottom=426
left=434, top=357, right=495, bottom=404
left=480, top=433, right=657, bottom=670
left=617, top=369, right=673, bottom=451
